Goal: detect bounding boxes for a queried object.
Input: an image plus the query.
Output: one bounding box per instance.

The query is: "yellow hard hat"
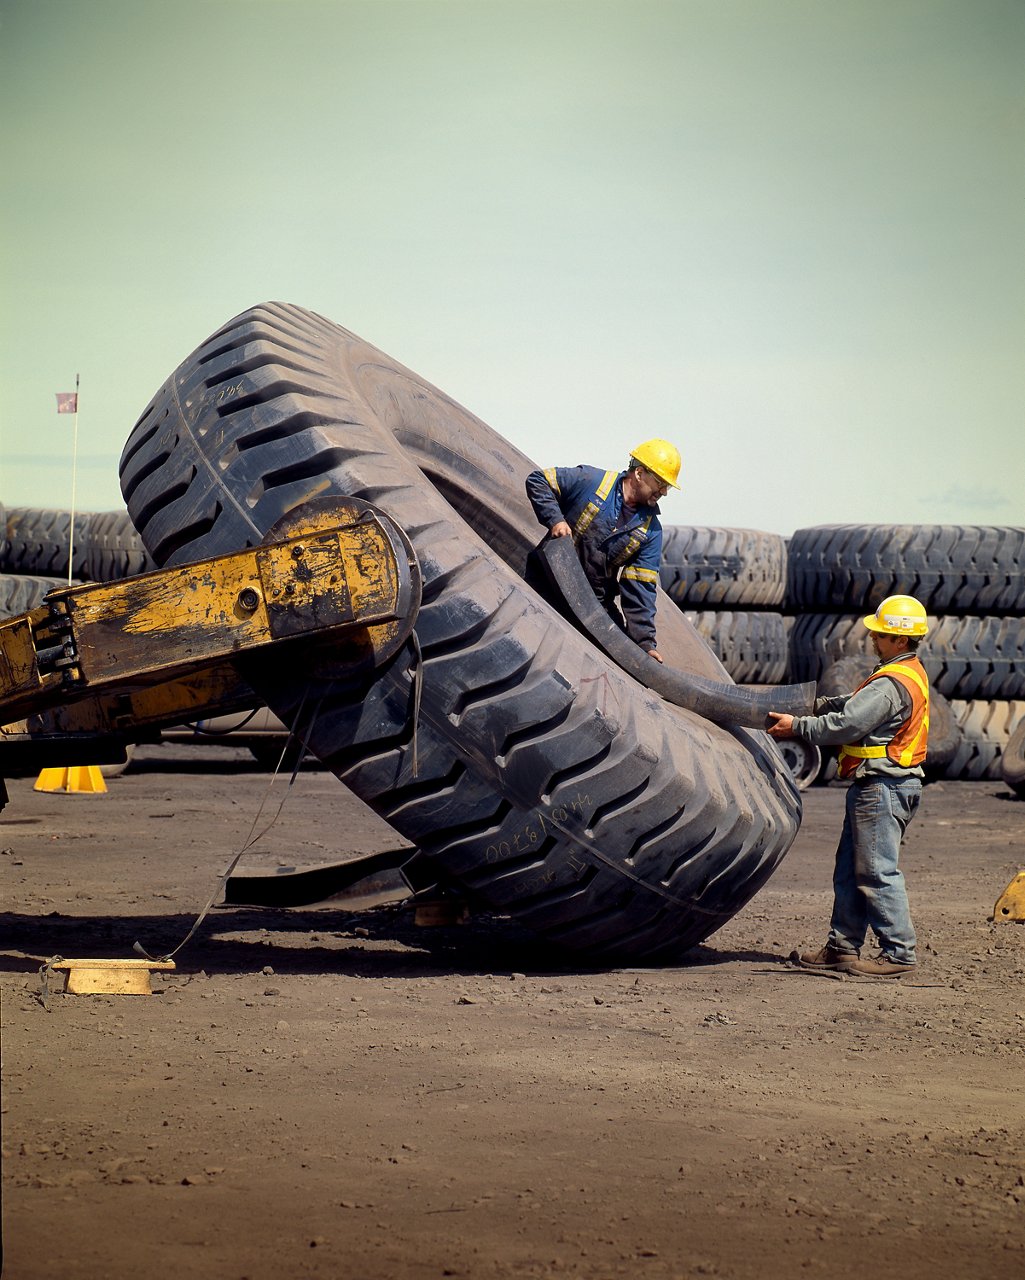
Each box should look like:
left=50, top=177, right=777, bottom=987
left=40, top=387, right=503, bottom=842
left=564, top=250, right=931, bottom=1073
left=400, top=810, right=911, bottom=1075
left=862, top=595, right=929, bottom=637
left=631, top=438, right=681, bottom=488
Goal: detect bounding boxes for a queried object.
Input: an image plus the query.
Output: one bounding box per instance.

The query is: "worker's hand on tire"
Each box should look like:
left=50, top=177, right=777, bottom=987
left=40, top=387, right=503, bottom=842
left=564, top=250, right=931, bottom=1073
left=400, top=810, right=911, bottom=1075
left=647, top=648, right=664, bottom=664
left=550, top=521, right=573, bottom=538
left=766, top=712, right=795, bottom=738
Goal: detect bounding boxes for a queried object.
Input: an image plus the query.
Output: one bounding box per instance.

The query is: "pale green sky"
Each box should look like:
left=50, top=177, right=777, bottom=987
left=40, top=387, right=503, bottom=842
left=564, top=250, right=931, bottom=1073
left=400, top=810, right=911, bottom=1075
left=2, top=0, right=1022, bottom=533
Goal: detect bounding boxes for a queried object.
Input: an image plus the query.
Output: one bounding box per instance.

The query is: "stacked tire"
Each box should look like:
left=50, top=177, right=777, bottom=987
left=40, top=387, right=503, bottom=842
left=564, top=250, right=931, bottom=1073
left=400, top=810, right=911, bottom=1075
left=659, top=528, right=813, bottom=783
left=0, top=507, right=81, bottom=620
left=0, top=571, right=68, bottom=620
left=79, top=510, right=156, bottom=582
left=659, top=526, right=788, bottom=687
left=1002, top=718, right=1025, bottom=798
left=0, top=506, right=156, bottom=621
left=1, top=506, right=91, bottom=581
left=786, top=524, right=1025, bottom=784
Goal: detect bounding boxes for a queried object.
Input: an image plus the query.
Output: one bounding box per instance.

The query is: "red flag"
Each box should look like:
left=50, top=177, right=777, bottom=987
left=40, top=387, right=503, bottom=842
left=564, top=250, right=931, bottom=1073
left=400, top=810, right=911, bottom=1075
left=56, top=392, right=78, bottom=414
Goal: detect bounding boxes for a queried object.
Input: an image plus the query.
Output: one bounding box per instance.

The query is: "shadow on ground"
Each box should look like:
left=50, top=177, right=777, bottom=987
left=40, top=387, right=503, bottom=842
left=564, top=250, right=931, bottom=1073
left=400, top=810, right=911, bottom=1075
left=0, top=902, right=781, bottom=981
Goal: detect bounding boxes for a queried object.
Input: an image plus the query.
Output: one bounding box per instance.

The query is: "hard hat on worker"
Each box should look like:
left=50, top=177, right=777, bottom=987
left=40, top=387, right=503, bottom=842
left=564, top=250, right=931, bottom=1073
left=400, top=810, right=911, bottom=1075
left=863, top=594, right=930, bottom=638
left=630, top=438, right=681, bottom=489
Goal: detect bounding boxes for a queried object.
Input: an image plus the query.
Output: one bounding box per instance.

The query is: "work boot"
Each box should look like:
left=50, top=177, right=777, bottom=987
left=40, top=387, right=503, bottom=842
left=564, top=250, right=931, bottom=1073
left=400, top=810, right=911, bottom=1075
left=793, top=944, right=858, bottom=971
left=849, top=954, right=916, bottom=978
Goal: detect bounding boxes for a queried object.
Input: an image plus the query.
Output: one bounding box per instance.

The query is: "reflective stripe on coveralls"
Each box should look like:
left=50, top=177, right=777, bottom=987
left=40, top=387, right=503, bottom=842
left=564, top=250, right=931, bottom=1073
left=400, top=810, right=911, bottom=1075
left=572, top=470, right=618, bottom=541
left=613, top=517, right=654, bottom=571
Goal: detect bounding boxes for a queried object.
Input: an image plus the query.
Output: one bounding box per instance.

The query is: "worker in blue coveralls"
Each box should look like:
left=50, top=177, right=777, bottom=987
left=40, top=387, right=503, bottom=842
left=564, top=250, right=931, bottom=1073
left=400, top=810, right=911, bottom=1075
left=525, top=439, right=682, bottom=665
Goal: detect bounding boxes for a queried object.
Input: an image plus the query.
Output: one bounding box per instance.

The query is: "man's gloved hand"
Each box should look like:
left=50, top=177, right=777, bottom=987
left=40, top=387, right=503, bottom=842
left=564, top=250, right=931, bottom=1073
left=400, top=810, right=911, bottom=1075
left=766, top=712, right=796, bottom=739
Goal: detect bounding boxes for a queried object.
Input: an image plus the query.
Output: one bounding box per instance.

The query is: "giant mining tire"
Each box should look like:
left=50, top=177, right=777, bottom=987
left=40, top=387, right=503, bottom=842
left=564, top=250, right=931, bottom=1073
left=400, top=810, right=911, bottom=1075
left=681, top=610, right=788, bottom=684
left=660, top=526, right=786, bottom=607
left=83, top=509, right=157, bottom=582
left=788, top=613, right=1025, bottom=701
left=0, top=507, right=91, bottom=580
left=941, top=700, right=1025, bottom=781
left=119, top=302, right=801, bottom=962
left=786, top=524, right=1025, bottom=615
left=923, top=616, right=1025, bottom=701
left=0, top=573, right=66, bottom=619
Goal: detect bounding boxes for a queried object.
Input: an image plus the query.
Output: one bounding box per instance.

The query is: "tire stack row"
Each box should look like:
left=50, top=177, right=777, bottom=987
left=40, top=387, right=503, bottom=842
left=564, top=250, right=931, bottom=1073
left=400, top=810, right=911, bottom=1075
left=785, top=524, right=1025, bottom=787
left=658, top=528, right=824, bottom=783
left=0, top=505, right=155, bottom=618
left=659, top=526, right=790, bottom=684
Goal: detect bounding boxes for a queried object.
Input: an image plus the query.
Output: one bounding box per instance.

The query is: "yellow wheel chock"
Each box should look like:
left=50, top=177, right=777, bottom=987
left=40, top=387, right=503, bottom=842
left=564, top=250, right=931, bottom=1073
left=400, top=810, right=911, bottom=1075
left=993, top=871, right=1025, bottom=923
left=33, top=765, right=107, bottom=795
left=47, top=958, right=175, bottom=995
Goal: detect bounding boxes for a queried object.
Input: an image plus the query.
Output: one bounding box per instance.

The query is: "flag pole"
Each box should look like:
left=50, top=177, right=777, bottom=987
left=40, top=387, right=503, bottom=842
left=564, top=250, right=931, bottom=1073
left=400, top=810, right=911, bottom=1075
left=68, top=373, right=80, bottom=585
left=38, top=377, right=109, bottom=796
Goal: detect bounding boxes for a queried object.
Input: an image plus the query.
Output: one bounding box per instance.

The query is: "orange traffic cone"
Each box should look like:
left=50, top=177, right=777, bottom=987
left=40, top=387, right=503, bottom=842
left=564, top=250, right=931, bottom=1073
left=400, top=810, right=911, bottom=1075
left=34, top=766, right=108, bottom=795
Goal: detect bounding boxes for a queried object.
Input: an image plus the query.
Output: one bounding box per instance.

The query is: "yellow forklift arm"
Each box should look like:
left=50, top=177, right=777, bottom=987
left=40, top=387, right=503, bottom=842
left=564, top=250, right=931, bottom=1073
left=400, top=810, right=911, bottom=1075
left=0, top=498, right=421, bottom=772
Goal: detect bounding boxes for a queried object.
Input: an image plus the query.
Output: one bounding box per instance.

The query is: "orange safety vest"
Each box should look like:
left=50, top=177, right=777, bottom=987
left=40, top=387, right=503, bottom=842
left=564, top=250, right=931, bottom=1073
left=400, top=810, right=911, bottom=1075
left=837, top=656, right=930, bottom=779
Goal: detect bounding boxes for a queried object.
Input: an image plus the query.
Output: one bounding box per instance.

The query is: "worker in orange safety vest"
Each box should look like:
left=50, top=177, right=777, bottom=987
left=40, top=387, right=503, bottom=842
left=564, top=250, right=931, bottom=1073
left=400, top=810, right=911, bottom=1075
left=767, top=594, right=930, bottom=978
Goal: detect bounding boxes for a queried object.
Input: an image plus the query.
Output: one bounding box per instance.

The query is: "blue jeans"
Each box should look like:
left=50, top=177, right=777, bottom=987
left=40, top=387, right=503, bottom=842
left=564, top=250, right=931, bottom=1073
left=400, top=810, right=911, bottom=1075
left=828, top=775, right=920, bottom=965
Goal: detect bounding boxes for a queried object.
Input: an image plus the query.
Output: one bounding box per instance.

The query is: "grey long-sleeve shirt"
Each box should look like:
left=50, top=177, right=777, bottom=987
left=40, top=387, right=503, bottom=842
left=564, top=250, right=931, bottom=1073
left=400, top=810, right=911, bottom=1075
left=791, top=661, right=924, bottom=781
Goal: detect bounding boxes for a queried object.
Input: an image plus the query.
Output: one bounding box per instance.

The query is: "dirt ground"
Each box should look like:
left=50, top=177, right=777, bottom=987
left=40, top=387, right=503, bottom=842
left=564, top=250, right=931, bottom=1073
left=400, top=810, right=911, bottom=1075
left=1, top=744, right=1023, bottom=1280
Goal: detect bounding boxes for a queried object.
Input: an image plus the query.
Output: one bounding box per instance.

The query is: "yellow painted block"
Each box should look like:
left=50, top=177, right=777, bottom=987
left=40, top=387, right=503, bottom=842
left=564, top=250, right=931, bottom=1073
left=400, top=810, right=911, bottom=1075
left=51, top=958, right=176, bottom=995
left=33, top=765, right=108, bottom=794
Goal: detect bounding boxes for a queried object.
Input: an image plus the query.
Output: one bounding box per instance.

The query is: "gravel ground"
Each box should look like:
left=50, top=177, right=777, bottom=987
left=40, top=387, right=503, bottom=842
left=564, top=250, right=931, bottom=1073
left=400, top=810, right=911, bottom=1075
left=1, top=745, right=1023, bottom=1280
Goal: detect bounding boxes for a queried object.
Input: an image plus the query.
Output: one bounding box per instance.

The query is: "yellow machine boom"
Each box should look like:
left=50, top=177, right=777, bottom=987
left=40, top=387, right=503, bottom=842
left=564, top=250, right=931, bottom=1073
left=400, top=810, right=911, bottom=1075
left=0, top=498, right=421, bottom=783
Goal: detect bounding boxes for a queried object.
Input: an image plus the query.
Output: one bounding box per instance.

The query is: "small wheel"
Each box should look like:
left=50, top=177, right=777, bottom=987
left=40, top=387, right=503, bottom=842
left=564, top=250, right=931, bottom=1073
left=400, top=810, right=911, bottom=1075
left=99, top=745, right=136, bottom=778
left=777, top=739, right=822, bottom=790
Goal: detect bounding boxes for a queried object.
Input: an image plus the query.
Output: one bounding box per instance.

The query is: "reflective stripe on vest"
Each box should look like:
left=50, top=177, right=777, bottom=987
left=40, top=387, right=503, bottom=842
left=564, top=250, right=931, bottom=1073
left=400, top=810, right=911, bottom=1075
left=572, top=469, right=618, bottom=541
left=837, top=657, right=930, bottom=778
left=838, top=744, right=888, bottom=761
left=611, top=515, right=653, bottom=570
left=543, top=466, right=561, bottom=496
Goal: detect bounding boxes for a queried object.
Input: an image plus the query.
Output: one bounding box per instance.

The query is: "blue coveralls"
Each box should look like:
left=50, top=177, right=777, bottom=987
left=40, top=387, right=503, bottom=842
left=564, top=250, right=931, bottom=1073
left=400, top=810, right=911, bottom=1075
left=525, top=464, right=663, bottom=652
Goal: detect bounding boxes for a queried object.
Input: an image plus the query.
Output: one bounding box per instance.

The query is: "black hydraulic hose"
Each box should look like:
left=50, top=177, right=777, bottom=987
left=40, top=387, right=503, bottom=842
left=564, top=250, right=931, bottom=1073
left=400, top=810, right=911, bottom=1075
left=533, top=536, right=815, bottom=729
